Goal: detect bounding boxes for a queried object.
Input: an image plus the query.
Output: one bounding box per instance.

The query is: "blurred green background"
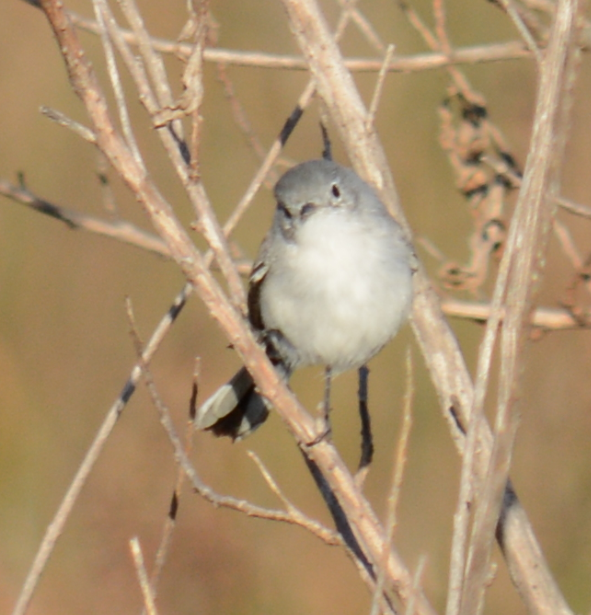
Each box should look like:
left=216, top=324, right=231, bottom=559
left=1, top=1, right=591, bottom=614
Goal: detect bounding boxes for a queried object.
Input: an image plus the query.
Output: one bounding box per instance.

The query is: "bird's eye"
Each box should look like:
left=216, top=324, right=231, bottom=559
left=278, top=202, right=292, bottom=219
left=300, top=203, right=316, bottom=218
left=331, top=183, right=341, bottom=198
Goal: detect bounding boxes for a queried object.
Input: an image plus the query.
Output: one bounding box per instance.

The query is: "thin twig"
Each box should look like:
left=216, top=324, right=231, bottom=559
left=459, top=1, right=581, bottom=613
left=553, top=218, right=583, bottom=269
left=446, top=379, right=478, bottom=615
left=94, top=0, right=145, bottom=169
left=370, top=349, right=414, bottom=615
left=247, top=450, right=295, bottom=510
left=433, top=0, right=451, bottom=55
left=136, top=356, right=342, bottom=546
left=123, top=300, right=342, bottom=550
left=246, top=450, right=340, bottom=544
left=398, top=0, right=440, bottom=51
left=101, top=0, right=246, bottom=307
left=406, top=555, right=427, bottom=615
left=10, top=281, right=191, bottom=615
left=216, top=63, right=269, bottom=165
left=40, top=106, right=97, bottom=142
left=482, top=153, right=591, bottom=218
left=496, top=0, right=544, bottom=63
left=129, top=537, right=159, bottom=615
left=440, top=297, right=588, bottom=330
left=0, top=179, right=170, bottom=256
left=336, top=0, right=385, bottom=52
left=366, top=44, right=396, bottom=129
left=64, top=8, right=532, bottom=71
left=556, top=195, right=591, bottom=218
left=145, top=363, right=200, bottom=606
left=116, top=0, right=180, bottom=130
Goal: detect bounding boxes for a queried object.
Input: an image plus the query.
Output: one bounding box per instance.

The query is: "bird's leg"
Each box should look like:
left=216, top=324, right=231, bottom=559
left=323, top=366, right=333, bottom=437
left=356, top=365, right=374, bottom=480
left=307, top=366, right=333, bottom=447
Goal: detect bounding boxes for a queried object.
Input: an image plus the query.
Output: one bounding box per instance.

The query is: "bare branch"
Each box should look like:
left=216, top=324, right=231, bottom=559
left=10, top=282, right=191, bottom=615
left=94, top=0, right=145, bottom=169
left=125, top=300, right=344, bottom=551
left=62, top=8, right=532, bottom=71
left=129, top=537, right=159, bottom=615
left=141, top=361, right=342, bottom=546
left=40, top=106, right=97, bottom=142
left=143, top=362, right=200, bottom=605
left=441, top=298, right=590, bottom=330
left=370, top=349, right=414, bottom=615
left=497, top=0, right=544, bottom=63
left=0, top=178, right=170, bottom=257
left=366, top=44, right=396, bottom=129
left=97, top=0, right=246, bottom=307
left=116, top=0, right=180, bottom=124
left=246, top=451, right=341, bottom=546
left=460, top=1, right=582, bottom=613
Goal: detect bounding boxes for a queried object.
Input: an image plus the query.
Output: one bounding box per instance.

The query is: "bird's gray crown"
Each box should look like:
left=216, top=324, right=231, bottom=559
left=274, top=159, right=373, bottom=216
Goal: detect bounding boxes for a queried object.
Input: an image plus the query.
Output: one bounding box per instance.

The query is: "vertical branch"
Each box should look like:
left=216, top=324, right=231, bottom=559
left=129, top=537, right=160, bottom=615
left=93, top=0, right=145, bottom=169
left=370, top=350, right=415, bottom=615
left=459, top=1, right=582, bottom=614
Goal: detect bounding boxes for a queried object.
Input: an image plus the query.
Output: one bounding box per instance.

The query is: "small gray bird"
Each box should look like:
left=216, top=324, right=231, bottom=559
left=197, top=159, right=415, bottom=439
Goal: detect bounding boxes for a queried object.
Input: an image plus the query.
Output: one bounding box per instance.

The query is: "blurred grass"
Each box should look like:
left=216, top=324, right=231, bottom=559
left=1, top=1, right=590, bottom=614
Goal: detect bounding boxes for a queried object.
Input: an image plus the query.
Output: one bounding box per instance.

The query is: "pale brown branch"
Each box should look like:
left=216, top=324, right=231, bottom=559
left=116, top=0, right=180, bottom=125
left=497, top=0, right=544, bottom=63
left=459, top=1, right=582, bottom=613
left=96, top=0, right=246, bottom=307
left=246, top=451, right=341, bottom=546
left=40, top=106, right=97, bottom=142
left=406, top=555, right=427, bottom=615
left=441, top=297, right=589, bottom=330
left=370, top=349, right=415, bottom=615
left=63, top=8, right=531, bottom=71
left=398, top=0, right=440, bottom=52
left=556, top=194, right=591, bottom=218
left=129, top=538, right=159, bottom=615
left=366, top=44, right=396, bottom=129
left=203, top=42, right=533, bottom=73
left=335, top=0, right=385, bottom=53
left=10, top=281, right=191, bottom=615
left=433, top=0, right=452, bottom=55
left=94, top=0, right=145, bottom=169
left=142, top=366, right=342, bottom=546
left=124, top=306, right=343, bottom=550
left=146, top=363, right=200, bottom=605
left=552, top=218, right=591, bottom=306
left=216, top=63, right=269, bottom=164
left=0, top=178, right=170, bottom=257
